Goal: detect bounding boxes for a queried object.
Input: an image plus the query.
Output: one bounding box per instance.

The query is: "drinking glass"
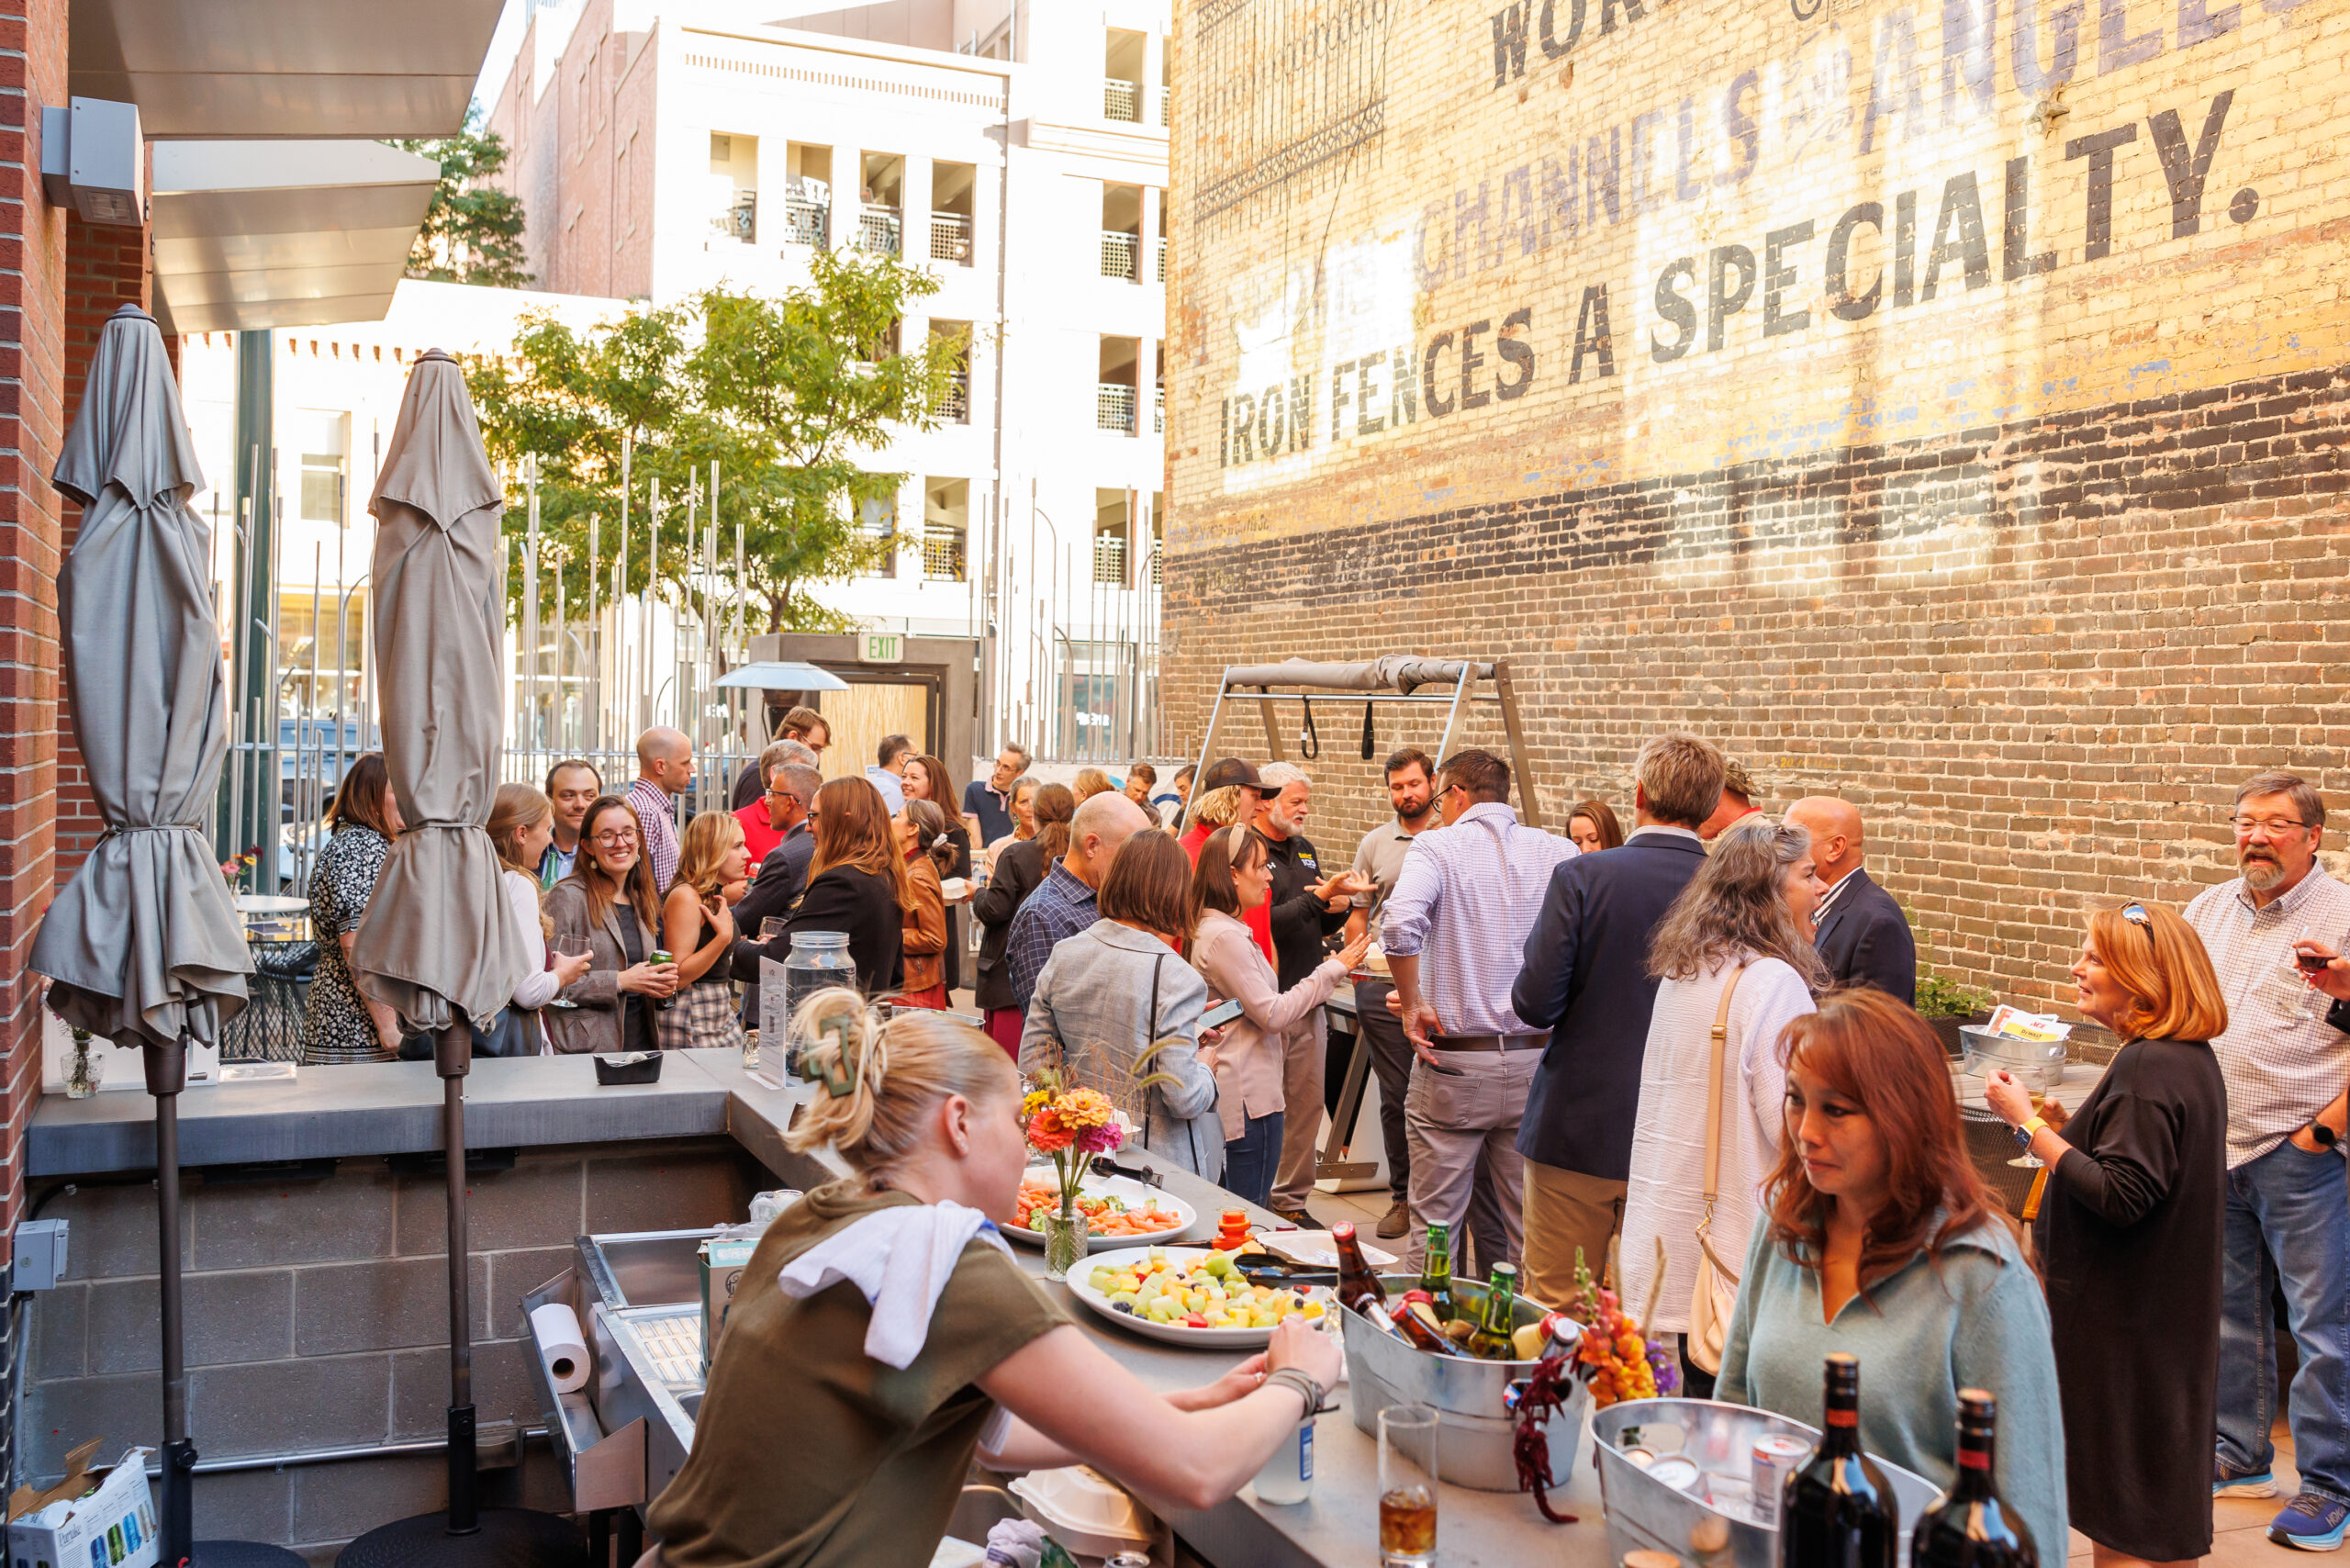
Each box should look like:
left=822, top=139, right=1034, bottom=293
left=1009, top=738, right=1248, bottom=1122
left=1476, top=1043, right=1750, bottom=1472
left=547, top=937, right=589, bottom=1008
left=2006, top=1061, right=2051, bottom=1169
left=760, top=917, right=785, bottom=943
left=2289, top=923, right=2342, bottom=1023
left=1378, top=1404, right=1439, bottom=1568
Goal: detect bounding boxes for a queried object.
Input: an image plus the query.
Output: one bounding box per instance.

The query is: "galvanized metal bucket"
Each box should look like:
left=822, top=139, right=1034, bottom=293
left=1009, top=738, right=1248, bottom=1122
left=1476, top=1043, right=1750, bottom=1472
left=1339, top=1282, right=1589, bottom=1493
left=1592, top=1397, right=1944, bottom=1568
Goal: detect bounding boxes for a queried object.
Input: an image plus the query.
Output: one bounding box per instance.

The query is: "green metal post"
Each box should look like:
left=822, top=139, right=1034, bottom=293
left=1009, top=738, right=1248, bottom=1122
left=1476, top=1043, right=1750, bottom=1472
left=228, top=329, right=277, bottom=888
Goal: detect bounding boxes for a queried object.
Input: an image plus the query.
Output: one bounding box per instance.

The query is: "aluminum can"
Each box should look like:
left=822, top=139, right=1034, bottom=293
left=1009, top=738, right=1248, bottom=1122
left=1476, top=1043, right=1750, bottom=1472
left=1749, top=1434, right=1810, bottom=1529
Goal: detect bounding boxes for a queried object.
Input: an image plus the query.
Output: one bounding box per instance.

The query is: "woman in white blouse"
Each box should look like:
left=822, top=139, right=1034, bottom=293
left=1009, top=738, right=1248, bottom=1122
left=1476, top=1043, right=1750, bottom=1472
left=487, top=784, right=593, bottom=1054
left=1619, top=813, right=1829, bottom=1393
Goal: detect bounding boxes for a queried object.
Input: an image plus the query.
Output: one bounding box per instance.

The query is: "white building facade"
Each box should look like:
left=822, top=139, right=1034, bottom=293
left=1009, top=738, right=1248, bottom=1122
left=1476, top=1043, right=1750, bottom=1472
left=487, top=0, right=1171, bottom=762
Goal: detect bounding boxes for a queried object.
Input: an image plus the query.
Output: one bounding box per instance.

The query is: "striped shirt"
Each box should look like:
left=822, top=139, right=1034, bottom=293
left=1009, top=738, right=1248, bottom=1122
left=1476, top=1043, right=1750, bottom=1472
left=625, top=777, right=684, bottom=896
left=1380, top=801, right=1578, bottom=1036
left=2184, top=867, right=2350, bottom=1167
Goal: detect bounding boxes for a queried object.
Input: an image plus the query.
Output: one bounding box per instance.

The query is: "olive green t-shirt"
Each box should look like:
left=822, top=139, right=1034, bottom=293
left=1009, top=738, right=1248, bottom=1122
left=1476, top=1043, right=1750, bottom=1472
left=647, top=1181, right=1071, bottom=1568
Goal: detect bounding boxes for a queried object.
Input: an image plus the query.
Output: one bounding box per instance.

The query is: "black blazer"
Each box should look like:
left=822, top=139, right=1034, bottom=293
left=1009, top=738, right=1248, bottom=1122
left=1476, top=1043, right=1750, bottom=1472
left=969, top=838, right=1049, bottom=1013
left=1510, top=830, right=1710, bottom=1179
left=1810, top=868, right=1917, bottom=1006
left=728, top=862, right=902, bottom=997
left=733, top=823, right=815, bottom=936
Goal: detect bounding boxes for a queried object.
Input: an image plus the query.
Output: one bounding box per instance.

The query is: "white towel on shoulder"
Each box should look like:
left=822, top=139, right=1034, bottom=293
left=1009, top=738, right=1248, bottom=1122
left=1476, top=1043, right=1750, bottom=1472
left=777, top=1200, right=1012, bottom=1369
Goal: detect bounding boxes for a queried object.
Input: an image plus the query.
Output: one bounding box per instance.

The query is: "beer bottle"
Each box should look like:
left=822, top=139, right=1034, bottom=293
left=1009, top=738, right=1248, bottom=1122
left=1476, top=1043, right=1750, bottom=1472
left=1332, top=1221, right=1387, bottom=1318
left=1419, top=1221, right=1457, bottom=1323
left=1394, top=1298, right=1473, bottom=1358
left=1466, top=1261, right=1520, bottom=1359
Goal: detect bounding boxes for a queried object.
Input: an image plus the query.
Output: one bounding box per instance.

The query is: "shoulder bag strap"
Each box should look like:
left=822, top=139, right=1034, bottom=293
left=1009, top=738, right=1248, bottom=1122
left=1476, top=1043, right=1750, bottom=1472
left=1144, top=954, right=1164, bottom=1148
left=1701, top=963, right=1750, bottom=1212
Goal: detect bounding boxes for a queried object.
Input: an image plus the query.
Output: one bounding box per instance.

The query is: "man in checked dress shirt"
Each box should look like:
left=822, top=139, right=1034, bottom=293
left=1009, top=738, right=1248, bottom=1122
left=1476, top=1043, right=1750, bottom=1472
left=1381, top=747, right=1577, bottom=1275
left=2187, top=771, right=2350, bottom=1549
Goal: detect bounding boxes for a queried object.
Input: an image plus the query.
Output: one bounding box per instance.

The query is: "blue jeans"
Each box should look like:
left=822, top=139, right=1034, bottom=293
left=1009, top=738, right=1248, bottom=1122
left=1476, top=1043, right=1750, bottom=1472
left=1224, top=1111, right=1285, bottom=1210
left=2218, top=1138, right=2350, bottom=1503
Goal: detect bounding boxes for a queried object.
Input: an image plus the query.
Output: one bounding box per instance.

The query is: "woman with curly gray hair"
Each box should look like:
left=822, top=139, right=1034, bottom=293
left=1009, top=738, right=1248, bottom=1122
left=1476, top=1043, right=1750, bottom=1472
left=1618, top=813, right=1830, bottom=1394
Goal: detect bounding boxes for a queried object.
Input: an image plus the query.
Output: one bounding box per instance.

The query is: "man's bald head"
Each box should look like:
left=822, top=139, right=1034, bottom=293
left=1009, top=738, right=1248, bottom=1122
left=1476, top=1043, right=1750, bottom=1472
left=1065, top=791, right=1148, bottom=890
left=636, top=727, right=695, bottom=794
left=1785, top=797, right=1864, bottom=885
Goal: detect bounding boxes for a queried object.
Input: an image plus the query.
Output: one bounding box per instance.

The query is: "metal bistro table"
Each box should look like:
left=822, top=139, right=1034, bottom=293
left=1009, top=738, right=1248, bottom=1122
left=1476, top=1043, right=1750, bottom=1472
left=522, top=1061, right=1612, bottom=1568
left=226, top=893, right=315, bottom=1061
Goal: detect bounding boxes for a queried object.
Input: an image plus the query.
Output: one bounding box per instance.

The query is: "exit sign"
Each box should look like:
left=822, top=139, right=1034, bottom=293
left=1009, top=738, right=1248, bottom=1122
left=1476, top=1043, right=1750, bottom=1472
left=858, top=632, right=903, bottom=664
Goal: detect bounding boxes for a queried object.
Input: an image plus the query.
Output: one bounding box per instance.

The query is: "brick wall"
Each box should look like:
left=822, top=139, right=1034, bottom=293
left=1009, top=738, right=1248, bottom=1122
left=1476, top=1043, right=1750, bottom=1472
left=0, top=0, right=67, bottom=1290
left=1166, top=0, right=2350, bottom=1011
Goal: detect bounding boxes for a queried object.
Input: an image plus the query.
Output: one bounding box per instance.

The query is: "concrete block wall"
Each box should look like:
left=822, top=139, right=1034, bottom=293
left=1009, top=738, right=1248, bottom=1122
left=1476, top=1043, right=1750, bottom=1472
left=1164, top=0, right=2350, bottom=1011
left=24, top=1136, right=769, bottom=1558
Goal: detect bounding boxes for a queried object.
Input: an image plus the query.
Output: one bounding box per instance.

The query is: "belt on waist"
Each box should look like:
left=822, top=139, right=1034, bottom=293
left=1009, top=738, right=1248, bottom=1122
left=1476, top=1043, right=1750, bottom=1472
left=1429, top=1032, right=1550, bottom=1052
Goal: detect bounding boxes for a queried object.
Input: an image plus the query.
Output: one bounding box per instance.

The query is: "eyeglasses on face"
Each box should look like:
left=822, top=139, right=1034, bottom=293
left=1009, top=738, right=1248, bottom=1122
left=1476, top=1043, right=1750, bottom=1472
left=589, top=830, right=639, bottom=847
left=2232, top=815, right=2311, bottom=836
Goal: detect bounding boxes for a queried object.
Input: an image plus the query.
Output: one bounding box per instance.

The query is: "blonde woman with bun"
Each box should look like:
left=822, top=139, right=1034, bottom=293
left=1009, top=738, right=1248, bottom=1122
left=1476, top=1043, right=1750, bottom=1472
left=645, top=992, right=1345, bottom=1568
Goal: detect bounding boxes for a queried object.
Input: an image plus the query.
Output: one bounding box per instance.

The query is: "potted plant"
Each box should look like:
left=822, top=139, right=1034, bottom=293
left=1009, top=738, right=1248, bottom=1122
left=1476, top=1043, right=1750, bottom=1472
left=1915, top=959, right=1994, bottom=1059
left=1022, top=1074, right=1125, bottom=1281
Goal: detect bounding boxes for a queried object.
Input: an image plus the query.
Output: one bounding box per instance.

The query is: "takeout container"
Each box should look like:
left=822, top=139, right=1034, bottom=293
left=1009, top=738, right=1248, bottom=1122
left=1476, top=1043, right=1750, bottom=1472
left=595, top=1051, right=664, bottom=1086
left=1957, top=1026, right=2067, bottom=1085
left=1593, top=1398, right=1942, bottom=1568
left=1008, top=1465, right=1154, bottom=1559
left=1340, top=1280, right=1586, bottom=1492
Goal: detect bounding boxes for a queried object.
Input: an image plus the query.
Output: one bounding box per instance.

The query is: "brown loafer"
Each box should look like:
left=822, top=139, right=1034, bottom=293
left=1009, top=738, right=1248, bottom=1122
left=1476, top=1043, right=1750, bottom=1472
left=1376, top=1199, right=1412, bottom=1239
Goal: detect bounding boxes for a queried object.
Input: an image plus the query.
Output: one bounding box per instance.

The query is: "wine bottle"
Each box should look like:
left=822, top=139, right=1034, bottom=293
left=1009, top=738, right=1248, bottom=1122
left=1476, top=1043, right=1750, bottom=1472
left=1910, top=1390, right=2037, bottom=1568
left=1781, top=1353, right=1897, bottom=1568
left=1465, top=1261, right=1520, bottom=1359
left=1419, top=1221, right=1457, bottom=1323
left=1332, top=1221, right=1387, bottom=1318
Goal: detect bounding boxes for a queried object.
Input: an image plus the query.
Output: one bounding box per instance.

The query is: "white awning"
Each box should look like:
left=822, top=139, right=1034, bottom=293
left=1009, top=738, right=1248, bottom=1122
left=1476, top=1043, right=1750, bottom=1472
left=149, top=140, right=440, bottom=334
left=70, top=0, right=503, bottom=140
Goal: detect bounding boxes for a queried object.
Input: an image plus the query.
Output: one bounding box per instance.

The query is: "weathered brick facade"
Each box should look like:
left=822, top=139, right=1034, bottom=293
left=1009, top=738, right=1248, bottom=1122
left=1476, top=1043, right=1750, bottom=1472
left=1166, top=0, right=2350, bottom=1008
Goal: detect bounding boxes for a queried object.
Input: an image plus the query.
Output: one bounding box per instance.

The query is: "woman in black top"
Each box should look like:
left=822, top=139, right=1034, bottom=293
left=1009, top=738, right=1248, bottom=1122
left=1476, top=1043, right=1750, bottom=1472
left=1986, top=900, right=2228, bottom=1568
left=971, top=781, right=1073, bottom=1053
left=770, top=777, right=912, bottom=996
left=545, top=796, right=681, bottom=1053
left=904, top=754, right=973, bottom=993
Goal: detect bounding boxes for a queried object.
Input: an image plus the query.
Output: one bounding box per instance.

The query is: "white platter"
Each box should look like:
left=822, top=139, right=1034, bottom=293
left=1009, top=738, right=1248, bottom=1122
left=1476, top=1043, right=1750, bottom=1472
left=1064, top=1245, right=1332, bottom=1350
left=1002, top=1172, right=1195, bottom=1250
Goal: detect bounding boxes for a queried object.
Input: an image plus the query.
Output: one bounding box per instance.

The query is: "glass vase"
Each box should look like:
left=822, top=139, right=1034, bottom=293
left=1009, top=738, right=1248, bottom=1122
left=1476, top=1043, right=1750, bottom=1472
left=65, top=1040, right=101, bottom=1099
left=1041, top=1205, right=1090, bottom=1282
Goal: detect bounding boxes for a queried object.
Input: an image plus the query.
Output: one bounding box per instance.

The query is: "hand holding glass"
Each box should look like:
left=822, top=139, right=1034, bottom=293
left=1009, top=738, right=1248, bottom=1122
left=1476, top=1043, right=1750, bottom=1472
left=547, top=936, right=589, bottom=1008
left=2005, top=1062, right=2051, bottom=1169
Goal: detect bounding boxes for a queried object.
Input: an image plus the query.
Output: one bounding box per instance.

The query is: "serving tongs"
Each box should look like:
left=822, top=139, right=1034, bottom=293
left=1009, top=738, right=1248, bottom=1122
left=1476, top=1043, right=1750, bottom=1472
left=1087, top=1154, right=1165, bottom=1188
left=1231, top=1254, right=1337, bottom=1287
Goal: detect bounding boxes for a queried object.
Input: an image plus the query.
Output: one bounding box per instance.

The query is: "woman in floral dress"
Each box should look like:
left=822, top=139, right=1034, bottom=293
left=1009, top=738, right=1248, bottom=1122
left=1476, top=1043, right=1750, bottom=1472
left=300, top=753, right=404, bottom=1064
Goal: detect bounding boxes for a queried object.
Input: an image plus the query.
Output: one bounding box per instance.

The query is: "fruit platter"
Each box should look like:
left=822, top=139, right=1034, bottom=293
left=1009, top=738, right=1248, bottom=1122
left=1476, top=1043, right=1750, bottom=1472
left=1067, top=1246, right=1333, bottom=1348
left=1002, top=1171, right=1196, bottom=1250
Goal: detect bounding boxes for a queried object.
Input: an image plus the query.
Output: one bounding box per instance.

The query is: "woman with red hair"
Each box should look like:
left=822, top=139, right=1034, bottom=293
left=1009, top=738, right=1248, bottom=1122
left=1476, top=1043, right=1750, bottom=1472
left=1714, top=988, right=2067, bottom=1555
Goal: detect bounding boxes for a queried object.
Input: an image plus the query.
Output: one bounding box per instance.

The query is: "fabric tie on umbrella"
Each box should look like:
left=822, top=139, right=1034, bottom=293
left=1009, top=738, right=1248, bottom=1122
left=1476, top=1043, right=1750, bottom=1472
left=30, top=304, right=250, bottom=1047
left=352, top=349, right=528, bottom=1036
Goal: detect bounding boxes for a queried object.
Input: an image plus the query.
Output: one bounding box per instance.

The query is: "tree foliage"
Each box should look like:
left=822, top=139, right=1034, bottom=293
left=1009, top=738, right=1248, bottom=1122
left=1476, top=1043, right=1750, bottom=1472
left=467, top=252, right=963, bottom=633
left=396, top=108, right=532, bottom=288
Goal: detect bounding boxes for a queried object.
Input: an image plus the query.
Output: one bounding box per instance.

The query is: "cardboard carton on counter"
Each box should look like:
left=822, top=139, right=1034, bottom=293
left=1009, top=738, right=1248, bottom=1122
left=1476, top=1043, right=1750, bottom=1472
left=6, top=1439, right=160, bottom=1568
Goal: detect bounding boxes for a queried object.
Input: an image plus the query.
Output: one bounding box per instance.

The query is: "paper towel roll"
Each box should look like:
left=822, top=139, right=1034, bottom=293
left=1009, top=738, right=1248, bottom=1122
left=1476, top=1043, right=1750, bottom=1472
left=531, top=1303, right=589, bottom=1394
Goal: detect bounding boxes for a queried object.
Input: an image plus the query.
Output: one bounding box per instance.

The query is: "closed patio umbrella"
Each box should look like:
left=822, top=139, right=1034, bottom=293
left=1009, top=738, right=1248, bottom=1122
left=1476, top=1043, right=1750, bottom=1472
left=28, top=304, right=294, bottom=1568
left=341, top=351, right=574, bottom=1568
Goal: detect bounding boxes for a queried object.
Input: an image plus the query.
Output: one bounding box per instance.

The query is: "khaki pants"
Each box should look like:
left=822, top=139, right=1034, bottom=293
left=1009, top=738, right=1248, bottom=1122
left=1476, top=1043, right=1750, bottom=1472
left=1272, top=1009, right=1326, bottom=1210
left=1520, top=1157, right=1628, bottom=1309
left=1401, top=1048, right=1539, bottom=1273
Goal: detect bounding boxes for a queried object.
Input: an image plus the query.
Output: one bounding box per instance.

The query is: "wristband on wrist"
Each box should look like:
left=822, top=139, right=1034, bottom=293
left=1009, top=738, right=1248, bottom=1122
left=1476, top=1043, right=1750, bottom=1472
left=1264, top=1367, right=1324, bottom=1417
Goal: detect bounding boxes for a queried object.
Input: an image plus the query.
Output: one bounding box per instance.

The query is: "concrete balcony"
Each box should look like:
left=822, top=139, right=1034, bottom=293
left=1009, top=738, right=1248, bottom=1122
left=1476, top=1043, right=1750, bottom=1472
left=1096, top=383, right=1136, bottom=433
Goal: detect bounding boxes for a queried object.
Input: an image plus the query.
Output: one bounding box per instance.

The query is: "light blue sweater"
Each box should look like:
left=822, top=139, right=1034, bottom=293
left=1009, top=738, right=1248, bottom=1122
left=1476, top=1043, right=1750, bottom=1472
left=1715, top=1214, right=2068, bottom=1555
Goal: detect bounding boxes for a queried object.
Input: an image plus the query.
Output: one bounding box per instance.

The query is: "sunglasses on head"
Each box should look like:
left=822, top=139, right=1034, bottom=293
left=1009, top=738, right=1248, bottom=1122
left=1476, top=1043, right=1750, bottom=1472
left=2121, top=902, right=2152, bottom=929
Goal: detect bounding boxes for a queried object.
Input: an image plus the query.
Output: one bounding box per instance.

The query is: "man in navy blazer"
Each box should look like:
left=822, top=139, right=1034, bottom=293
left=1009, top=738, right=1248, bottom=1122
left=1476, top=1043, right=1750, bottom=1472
left=1785, top=798, right=1917, bottom=1004
left=1510, top=733, right=1725, bottom=1306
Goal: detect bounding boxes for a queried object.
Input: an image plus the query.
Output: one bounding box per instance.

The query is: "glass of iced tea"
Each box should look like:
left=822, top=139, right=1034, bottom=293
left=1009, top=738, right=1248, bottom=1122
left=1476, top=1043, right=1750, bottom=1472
left=1378, top=1404, right=1439, bottom=1567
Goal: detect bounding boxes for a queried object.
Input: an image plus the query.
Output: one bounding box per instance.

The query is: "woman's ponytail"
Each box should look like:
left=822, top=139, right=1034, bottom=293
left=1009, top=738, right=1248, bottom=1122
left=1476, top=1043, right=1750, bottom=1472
left=781, top=987, right=1018, bottom=1176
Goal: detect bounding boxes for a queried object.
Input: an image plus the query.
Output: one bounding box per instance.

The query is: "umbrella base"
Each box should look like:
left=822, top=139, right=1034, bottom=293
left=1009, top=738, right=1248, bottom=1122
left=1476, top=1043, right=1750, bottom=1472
left=334, top=1509, right=586, bottom=1568
left=192, top=1541, right=309, bottom=1568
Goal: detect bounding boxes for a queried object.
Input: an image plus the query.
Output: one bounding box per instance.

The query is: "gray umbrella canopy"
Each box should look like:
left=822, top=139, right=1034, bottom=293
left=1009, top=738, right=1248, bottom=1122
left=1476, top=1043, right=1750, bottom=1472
left=30, top=305, right=251, bottom=1047
left=351, top=350, right=528, bottom=1036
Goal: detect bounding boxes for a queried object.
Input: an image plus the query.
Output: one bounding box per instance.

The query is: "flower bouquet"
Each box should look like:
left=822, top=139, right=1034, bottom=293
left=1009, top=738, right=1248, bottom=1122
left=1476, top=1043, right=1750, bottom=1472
left=218, top=846, right=260, bottom=888
left=1562, top=1249, right=1676, bottom=1409
left=1023, top=1073, right=1126, bottom=1280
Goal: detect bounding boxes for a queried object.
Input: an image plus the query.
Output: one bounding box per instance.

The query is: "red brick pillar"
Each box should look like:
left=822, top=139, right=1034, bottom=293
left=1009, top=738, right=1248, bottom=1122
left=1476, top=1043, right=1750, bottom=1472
left=0, top=0, right=72, bottom=1266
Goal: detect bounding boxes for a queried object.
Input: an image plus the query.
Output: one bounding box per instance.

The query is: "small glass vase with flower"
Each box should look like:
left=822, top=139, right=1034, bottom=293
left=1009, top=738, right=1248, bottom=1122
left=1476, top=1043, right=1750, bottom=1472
left=1023, top=1075, right=1125, bottom=1281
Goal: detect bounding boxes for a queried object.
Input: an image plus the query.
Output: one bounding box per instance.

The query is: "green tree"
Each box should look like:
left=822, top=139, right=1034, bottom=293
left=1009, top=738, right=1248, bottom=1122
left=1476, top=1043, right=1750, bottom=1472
left=396, top=107, right=532, bottom=288
left=467, top=252, right=963, bottom=633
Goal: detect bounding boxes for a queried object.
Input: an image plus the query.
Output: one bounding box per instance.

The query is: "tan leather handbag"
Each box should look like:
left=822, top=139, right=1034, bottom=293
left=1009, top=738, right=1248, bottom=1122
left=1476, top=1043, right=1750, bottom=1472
left=1687, top=963, right=1749, bottom=1375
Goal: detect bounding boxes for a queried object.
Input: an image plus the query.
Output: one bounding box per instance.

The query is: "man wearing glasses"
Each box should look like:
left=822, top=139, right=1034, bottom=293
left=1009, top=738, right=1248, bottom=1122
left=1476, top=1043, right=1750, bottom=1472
left=2186, top=771, right=2350, bottom=1550
left=726, top=764, right=827, bottom=1011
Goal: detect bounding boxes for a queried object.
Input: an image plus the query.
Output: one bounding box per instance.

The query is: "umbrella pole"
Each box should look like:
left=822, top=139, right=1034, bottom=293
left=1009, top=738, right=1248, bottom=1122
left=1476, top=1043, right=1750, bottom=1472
left=436, top=1019, right=478, bottom=1536
left=146, top=1038, right=196, bottom=1567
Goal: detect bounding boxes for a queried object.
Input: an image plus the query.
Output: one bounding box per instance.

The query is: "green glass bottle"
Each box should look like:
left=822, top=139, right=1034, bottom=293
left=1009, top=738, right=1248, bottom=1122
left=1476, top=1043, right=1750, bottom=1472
left=1418, top=1222, right=1457, bottom=1323
left=1467, top=1261, right=1519, bottom=1359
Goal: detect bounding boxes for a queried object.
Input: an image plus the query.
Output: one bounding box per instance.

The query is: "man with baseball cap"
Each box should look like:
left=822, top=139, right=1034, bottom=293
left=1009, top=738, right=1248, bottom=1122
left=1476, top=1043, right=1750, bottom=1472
left=1181, top=756, right=1275, bottom=963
